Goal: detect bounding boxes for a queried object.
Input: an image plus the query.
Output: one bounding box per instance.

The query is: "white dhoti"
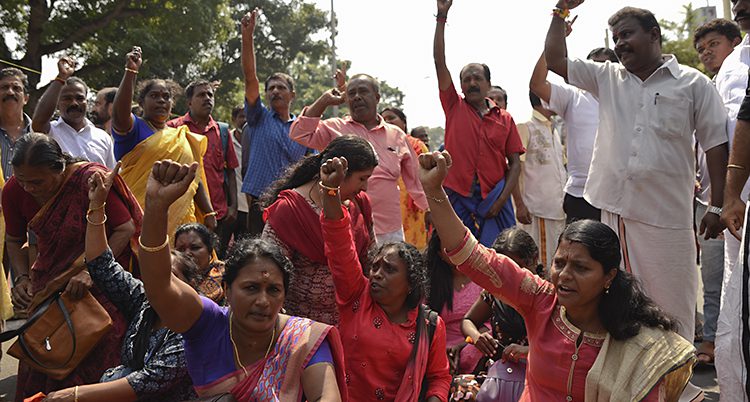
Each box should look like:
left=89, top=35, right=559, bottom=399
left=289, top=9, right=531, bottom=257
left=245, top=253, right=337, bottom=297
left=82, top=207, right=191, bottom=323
left=601, top=211, right=703, bottom=401
left=521, top=215, right=565, bottom=274
left=715, top=204, right=750, bottom=402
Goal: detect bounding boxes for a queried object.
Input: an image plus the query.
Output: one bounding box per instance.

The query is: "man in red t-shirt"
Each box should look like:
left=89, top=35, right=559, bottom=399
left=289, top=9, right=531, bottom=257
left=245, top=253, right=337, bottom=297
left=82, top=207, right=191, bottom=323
left=167, top=80, right=239, bottom=256
left=433, top=0, right=525, bottom=246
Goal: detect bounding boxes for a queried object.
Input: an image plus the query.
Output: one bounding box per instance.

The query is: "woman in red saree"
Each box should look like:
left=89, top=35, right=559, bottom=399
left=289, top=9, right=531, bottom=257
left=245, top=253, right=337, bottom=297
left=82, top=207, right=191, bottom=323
left=137, top=159, right=346, bottom=401
left=261, top=135, right=377, bottom=325
left=2, top=134, right=141, bottom=401
left=319, top=156, right=452, bottom=401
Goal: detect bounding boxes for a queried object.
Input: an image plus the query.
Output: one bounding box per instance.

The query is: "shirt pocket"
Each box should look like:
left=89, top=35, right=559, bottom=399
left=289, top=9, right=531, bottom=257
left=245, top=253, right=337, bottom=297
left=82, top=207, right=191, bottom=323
left=653, top=94, right=690, bottom=139
left=483, top=121, right=508, bottom=154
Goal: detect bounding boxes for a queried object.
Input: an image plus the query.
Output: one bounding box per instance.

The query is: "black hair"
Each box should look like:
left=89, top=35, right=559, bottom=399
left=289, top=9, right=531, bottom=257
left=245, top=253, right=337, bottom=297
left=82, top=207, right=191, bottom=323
left=260, top=135, right=378, bottom=208
left=175, top=223, right=218, bottom=255
left=11, top=133, right=85, bottom=171
left=223, top=237, right=293, bottom=291
left=489, top=85, right=508, bottom=104
left=459, top=63, right=491, bottom=82
left=64, top=76, right=89, bottom=95
left=0, top=67, right=29, bottom=94
left=529, top=91, right=542, bottom=108
left=231, top=105, right=244, bottom=120
left=381, top=107, right=407, bottom=132
left=133, top=249, right=201, bottom=370
left=587, top=48, right=619, bottom=63
left=375, top=242, right=428, bottom=311
left=349, top=73, right=380, bottom=95
left=185, top=79, right=213, bottom=99
left=136, top=79, right=182, bottom=105
left=559, top=220, right=679, bottom=340
left=492, top=227, right=539, bottom=272
left=99, top=87, right=118, bottom=104
left=170, top=249, right=203, bottom=290
left=694, top=18, right=742, bottom=48
left=608, top=7, right=662, bottom=44
left=264, top=72, right=295, bottom=93
left=426, top=233, right=456, bottom=312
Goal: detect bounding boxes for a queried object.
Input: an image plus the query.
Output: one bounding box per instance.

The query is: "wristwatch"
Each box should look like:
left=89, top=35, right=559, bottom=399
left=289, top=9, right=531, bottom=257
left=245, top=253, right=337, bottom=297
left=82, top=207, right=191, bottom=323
left=707, top=205, right=722, bottom=215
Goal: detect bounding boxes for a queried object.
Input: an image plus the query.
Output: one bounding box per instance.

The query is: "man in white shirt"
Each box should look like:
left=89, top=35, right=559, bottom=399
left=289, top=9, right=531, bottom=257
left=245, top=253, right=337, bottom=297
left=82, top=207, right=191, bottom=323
left=517, top=92, right=567, bottom=270
left=713, top=0, right=750, bottom=399
left=530, top=47, right=618, bottom=223
left=692, top=17, right=742, bottom=372
left=545, top=5, right=728, bottom=400
left=31, top=56, right=115, bottom=169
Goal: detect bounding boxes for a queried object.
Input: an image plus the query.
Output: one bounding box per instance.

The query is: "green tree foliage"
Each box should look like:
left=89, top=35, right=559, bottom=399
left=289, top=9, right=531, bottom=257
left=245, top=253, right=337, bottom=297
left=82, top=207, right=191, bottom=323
left=1, top=0, right=232, bottom=107
left=660, top=3, right=707, bottom=74
left=2, top=0, right=405, bottom=122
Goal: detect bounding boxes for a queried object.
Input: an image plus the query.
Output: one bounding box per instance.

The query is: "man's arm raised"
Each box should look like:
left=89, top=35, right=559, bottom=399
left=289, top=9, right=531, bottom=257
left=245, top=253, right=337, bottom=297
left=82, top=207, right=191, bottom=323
left=433, top=0, right=453, bottom=91
left=32, top=57, right=76, bottom=133
left=241, top=9, right=261, bottom=108
left=545, top=0, right=583, bottom=81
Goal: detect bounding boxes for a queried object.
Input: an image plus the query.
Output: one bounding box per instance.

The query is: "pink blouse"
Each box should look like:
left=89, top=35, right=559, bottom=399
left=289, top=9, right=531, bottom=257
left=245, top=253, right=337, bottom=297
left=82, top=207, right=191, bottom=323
left=446, top=233, right=659, bottom=402
left=440, top=282, right=486, bottom=374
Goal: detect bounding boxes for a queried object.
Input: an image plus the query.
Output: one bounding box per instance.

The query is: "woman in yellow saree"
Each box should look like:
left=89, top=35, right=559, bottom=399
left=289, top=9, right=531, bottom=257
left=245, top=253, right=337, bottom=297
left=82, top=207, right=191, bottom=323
left=111, top=46, right=216, bottom=236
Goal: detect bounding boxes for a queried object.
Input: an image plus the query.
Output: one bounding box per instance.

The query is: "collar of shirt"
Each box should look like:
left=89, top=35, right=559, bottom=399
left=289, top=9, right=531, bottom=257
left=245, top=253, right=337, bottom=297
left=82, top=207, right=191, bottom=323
left=619, top=55, right=680, bottom=82
left=54, top=116, right=95, bottom=134
left=183, top=112, right=218, bottom=131
left=0, top=113, right=32, bottom=135
left=343, top=113, right=389, bottom=132
left=531, top=110, right=552, bottom=126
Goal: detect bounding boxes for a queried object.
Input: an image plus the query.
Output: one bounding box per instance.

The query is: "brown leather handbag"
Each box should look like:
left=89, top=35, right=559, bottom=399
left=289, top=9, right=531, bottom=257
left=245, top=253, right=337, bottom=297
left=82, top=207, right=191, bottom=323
left=0, top=289, right=112, bottom=380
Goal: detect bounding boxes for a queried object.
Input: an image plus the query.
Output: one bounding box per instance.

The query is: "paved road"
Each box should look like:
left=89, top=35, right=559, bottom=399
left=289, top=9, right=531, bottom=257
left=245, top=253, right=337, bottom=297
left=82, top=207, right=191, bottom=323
left=0, top=317, right=721, bottom=402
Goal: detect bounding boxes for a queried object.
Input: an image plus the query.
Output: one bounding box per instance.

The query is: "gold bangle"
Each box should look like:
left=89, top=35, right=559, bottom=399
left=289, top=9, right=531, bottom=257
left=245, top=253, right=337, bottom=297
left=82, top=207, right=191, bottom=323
left=139, top=235, right=170, bottom=253
left=728, top=164, right=746, bottom=170
left=74, top=385, right=79, bottom=402
left=87, top=202, right=106, bottom=214
left=125, top=68, right=138, bottom=74
left=204, top=211, right=217, bottom=217
left=54, top=76, right=66, bottom=84
left=318, top=181, right=340, bottom=197
left=86, top=214, right=107, bottom=226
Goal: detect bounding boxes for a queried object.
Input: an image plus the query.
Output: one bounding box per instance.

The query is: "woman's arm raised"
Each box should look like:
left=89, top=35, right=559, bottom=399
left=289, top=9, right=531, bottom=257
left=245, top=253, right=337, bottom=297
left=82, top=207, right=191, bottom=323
left=139, top=160, right=203, bottom=333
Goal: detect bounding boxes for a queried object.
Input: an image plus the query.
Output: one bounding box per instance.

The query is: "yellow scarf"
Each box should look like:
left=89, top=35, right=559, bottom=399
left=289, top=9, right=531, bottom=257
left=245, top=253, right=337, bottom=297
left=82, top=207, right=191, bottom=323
left=120, top=124, right=208, bottom=236
left=584, top=327, right=696, bottom=402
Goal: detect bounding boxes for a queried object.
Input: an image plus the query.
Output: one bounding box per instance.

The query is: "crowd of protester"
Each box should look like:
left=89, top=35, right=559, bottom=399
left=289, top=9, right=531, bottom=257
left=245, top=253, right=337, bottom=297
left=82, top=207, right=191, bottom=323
left=0, top=0, right=749, bottom=400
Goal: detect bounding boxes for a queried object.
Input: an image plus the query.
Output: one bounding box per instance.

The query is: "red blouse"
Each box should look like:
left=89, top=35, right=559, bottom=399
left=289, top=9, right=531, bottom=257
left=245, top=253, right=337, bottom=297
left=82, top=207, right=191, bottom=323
left=322, top=210, right=451, bottom=401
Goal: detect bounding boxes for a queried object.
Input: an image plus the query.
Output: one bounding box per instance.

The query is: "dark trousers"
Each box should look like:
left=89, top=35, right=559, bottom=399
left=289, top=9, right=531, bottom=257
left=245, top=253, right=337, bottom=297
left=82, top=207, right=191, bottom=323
left=563, top=193, right=601, bottom=224
left=217, top=211, right=249, bottom=258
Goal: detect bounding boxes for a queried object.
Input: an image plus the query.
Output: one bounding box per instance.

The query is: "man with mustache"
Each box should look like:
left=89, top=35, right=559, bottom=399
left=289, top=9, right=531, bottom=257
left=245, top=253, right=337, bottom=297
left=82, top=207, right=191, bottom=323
left=711, top=0, right=750, bottom=399
left=290, top=72, right=428, bottom=244
left=0, top=67, right=32, bottom=181
left=91, top=87, right=117, bottom=133
left=31, top=56, right=115, bottom=169
left=545, top=3, right=728, bottom=401
left=432, top=0, right=525, bottom=246
left=167, top=80, right=239, bottom=254
left=239, top=9, right=311, bottom=237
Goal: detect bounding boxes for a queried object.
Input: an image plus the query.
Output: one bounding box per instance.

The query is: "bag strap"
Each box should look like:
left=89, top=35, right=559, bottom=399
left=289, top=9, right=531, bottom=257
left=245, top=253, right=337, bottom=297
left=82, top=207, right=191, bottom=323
left=418, top=305, right=439, bottom=402
left=18, top=293, right=78, bottom=370
left=0, top=291, right=61, bottom=342
left=217, top=122, right=230, bottom=156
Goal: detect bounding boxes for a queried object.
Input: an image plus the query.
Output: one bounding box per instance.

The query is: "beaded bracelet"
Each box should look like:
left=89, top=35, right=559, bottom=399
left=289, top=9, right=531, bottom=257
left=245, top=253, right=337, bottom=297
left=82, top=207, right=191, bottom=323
left=552, top=7, right=570, bottom=19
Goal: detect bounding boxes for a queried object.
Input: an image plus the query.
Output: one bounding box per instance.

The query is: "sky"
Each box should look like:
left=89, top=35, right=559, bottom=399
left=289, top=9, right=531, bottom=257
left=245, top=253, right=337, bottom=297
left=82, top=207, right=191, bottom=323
left=306, top=0, right=730, bottom=129
left=31, top=0, right=730, bottom=128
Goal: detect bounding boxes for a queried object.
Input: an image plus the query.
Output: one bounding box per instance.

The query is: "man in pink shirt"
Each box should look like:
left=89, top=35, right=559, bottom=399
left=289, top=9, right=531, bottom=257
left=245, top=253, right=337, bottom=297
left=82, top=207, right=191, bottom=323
left=289, top=74, right=427, bottom=243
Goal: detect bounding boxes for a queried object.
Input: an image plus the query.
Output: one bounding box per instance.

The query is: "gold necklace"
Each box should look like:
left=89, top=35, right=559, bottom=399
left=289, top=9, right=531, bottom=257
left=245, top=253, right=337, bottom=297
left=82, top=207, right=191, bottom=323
left=229, top=311, right=277, bottom=377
